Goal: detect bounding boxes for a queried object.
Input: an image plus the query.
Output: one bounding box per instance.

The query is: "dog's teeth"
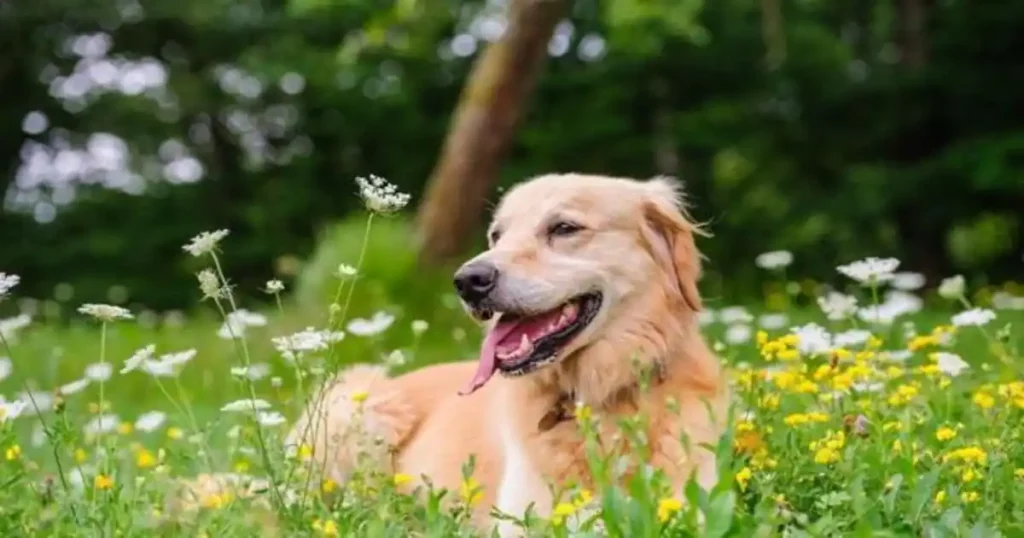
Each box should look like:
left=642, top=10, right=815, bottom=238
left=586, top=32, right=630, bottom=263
left=563, top=302, right=578, bottom=320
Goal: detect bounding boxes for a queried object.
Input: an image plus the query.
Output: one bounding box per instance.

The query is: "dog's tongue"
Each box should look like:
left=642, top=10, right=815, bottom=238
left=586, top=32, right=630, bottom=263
left=459, top=318, right=524, bottom=396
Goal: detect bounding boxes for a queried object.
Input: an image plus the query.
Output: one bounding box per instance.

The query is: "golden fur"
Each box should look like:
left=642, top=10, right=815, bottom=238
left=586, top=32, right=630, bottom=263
left=286, top=173, right=729, bottom=533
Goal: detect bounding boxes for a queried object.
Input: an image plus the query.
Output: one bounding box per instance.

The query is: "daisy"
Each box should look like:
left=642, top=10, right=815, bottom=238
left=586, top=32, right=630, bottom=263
left=836, top=257, right=900, bottom=285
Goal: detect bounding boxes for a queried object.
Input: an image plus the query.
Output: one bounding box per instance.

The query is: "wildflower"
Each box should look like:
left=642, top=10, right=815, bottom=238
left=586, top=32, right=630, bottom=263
left=657, top=497, right=683, bottom=522
left=725, top=324, right=752, bottom=345
left=354, top=174, right=411, bottom=214
left=350, top=391, right=369, bottom=404
left=217, top=309, right=268, bottom=339
left=347, top=311, right=396, bottom=337
left=960, top=468, right=980, bottom=483
left=818, top=292, right=858, bottom=321
left=82, top=364, right=112, bottom=384
left=891, top=272, right=925, bottom=290
left=951, top=308, right=996, bottom=328
left=336, top=264, right=357, bottom=278
left=264, top=280, right=285, bottom=294
left=59, top=379, right=90, bottom=396
left=94, top=474, right=114, bottom=490
left=459, top=477, right=483, bottom=506
left=320, top=479, right=337, bottom=494
left=117, top=422, right=133, bottom=435
left=220, top=399, right=273, bottom=413
left=0, top=357, right=11, bottom=382
left=121, top=345, right=156, bottom=374
left=1015, top=469, right=1024, bottom=479
left=257, top=411, right=286, bottom=427
left=934, top=490, right=946, bottom=504
left=938, top=275, right=965, bottom=299
left=907, top=334, right=938, bottom=351
left=755, top=250, right=793, bottom=270
left=0, top=273, right=20, bottom=299
left=734, top=430, right=764, bottom=454
left=836, top=257, right=900, bottom=285
left=5, top=444, right=21, bottom=461
left=942, top=446, right=987, bottom=466
left=202, top=491, right=233, bottom=510
left=411, top=320, right=429, bottom=335
left=931, top=352, right=969, bottom=377
left=972, top=391, right=995, bottom=409
left=791, top=323, right=832, bottom=355
left=77, top=304, right=133, bottom=321
left=84, top=414, right=120, bottom=436
left=960, top=491, right=980, bottom=503
left=551, top=502, right=577, bottom=525
left=183, top=229, right=229, bottom=257
left=132, top=411, right=166, bottom=433
left=272, top=327, right=345, bottom=361
left=167, top=427, right=184, bottom=440
left=735, top=467, right=752, bottom=491
left=136, top=448, right=156, bottom=468
left=935, top=426, right=957, bottom=442
left=297, top=444, right=313, bottom=461
left=312, top=519, right=339, bottom=536
left=197, top=269, right=224, bottom=300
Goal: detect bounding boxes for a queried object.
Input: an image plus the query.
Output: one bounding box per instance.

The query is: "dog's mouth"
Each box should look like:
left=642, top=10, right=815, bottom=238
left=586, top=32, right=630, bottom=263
left=460, top=292, right=603, bottom=395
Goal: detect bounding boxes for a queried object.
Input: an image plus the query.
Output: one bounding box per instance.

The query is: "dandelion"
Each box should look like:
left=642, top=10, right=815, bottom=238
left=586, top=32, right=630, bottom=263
left=393, top=473, right=413, bottom=487
left=197, top=269, right=224, bottom=300
left=59, top=378, right=90, bottom=396
left=656, top=497, right=683, bottom=522
left=264, top=280, right=285, bottom=294
left=951, top=308, right=996, bottom=328
left=121, top=344, right=156, bottom=374
left=167, top=427, right=184, bottom=440
left=84, top=362, right=113, bottom=382
left=972, top=391, right=995, bottom=409
left=347, top=311, right=396, bottom=337
left=94, top=474, right=114, bottom=490
left=136, top=448, right=156, bottom=468
left=135, top=411, right=167, bottom=432
left=837, top=257, right=900, bottom=285
left=735, top=467, right=752, bottom=491
left=354, top=174, right=411, bottom=214
left=0, top=273, right=20, bottom=299
left=183, top=229, right=229, bottom=257
left=935, top=426, right=957, bottom=442
left=960, top=491, right=980, bottom=503
left=220, top=398, right=273, bottom=413
left=312, top=519, right=339, bottom=537
left=938, top=275, right=965, bottom=300
left=77, top=303, right=133, bottom=321
left=934, top=490, right=946, bottom=504
left=5, top=444, right=21, bottom=461
left=755, top=250, right=793, bottom=270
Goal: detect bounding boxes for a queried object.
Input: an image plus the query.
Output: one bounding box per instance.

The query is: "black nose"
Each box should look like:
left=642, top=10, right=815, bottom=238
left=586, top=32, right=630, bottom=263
left=454, top=261, right=499, bottom=303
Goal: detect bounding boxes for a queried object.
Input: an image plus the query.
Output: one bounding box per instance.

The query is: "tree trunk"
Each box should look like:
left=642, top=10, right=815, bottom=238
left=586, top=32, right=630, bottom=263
left=415, top=0, right=569, bottom=265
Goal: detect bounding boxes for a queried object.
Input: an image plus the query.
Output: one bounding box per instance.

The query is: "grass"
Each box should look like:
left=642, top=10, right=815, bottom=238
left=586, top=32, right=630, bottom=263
left=1, top=205, right=1024, bottom=536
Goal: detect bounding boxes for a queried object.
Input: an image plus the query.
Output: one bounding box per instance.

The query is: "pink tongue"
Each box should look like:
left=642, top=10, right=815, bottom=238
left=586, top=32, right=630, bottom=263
left=459, top=319, right=523, bottom=396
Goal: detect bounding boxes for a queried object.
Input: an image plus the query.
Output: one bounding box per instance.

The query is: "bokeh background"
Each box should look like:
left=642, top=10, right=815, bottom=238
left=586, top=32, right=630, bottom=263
left=2, top=0, right=1023, bottom=319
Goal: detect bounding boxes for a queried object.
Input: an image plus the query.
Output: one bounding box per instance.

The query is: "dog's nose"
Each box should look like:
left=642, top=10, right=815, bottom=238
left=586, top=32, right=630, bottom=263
left=454, top=261, right=499, bottom=303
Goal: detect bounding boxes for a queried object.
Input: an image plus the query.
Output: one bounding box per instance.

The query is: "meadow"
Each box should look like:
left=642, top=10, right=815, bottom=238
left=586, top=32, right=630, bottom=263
left=1, top=178, right=1023, bottom=537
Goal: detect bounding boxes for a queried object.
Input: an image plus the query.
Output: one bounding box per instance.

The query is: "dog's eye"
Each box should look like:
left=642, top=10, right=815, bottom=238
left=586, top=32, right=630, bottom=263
left=548, top=221, right=583, bottom=237
left=488, top=229, right=502, bottom=244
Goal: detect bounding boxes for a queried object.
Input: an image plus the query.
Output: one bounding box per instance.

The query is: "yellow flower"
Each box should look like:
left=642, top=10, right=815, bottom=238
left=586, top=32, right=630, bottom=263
left=575, top=489, right=594, bottom=507
left=942, top=446, right=987, bottom=466
left=166, top=427, right=183, bottom=440
left=777, top=349, right=800, bottom=361
left=867, top=336, right=883, bottom=349
left=136, top=449, right=156, bottom=469
left=756, top=331, right=768, bottom=347
left=961, top=468, right=980, bottom=483
left=94, top=474, right=114, bottom=490
left=118, top=422, right=133, bottom=435
left=935, top=426, right=957, bottom=442
left=780, top=334, right=799, bottom=347
left=393, top=473, right=413, bottom=487
left=972, top=392, right=995, bottom=409
left=934, top=491, right=946, bottom=504
left=814, top=447, right=840, bottom=464
left=784, top=413, right=809, bottom=426
left=657, top=497, right=683, bottom=522
left=830, top=348, right=852, bottom=361
left=298, top=444, right=313, bottom=462
left=5, top=445, right=21, bottom=461
left=201, top=491, right=233, bottom=509
left=734, top=430, right=764, bottom=454
left=856, top=351, right=876, bottom=362
left=757, top=394, right=780, bottom=410
left=1014, top=468, right=1024, bottom=479
left=459, top=477, right=483, bottom=506
left=350, top=391, right=369, bottom=404
left=234, top=460, right=250, bottom=473
left=892, top=440, right=903, bottom=452
left=735, top=467, right=752, bottom=491
left=794, top=380, right=819, bottom=394
left=312, top=519, right=339, bottom=537
left=574, top=403, right=592, bottom=422
left=551, top=502, right=577, bottom=525
left=320, top=478, right=337, bottom=494
left=960, top=491, right=980, bottom=503
left=908, top=335, right=937, bottom=351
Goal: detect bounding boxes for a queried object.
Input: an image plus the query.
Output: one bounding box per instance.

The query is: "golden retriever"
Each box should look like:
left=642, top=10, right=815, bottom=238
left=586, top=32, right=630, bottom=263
left=286, top=173, right=728, bottom=533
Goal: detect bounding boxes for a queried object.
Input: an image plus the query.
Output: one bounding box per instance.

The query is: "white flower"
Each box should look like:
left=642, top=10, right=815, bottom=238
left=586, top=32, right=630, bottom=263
left=270, top=376, right=283, bottom=388
left=754, top=250, right=793, bottom=270
left=221, top=398, right=273, bottom=413
left=121, top=344, right=156, bottom=374
left=817, top=292, right=858, bottom=321
left=833, top=329, right=872, bottom=348
left=718, top=306, right=753, bottom=324
left=231, top=363, right=270, bottom=381
left=790, top=323, right=832, bottom=355
left=256, top=411, right=286, bottom=427
left=59, top=378, right=90, bottom=395
left=757, top=313, right=789, bottom=330
left=354, top=174, right=411, bottom=214
left=347, top=311, right=395, bottom=337
left=951, top=308, right=996, bottom=328
left=272, top=327, right=345, bottom=361
left=217, top=309, right=268, bottom=339
left=84, top=414, right=120, bottom=436
left=383, top=349, right=407, bottom=369
left=183, top=229, right=229, bottom=257
left=933, top=352, right=970, bottom=377
left=264, top=280, right=285, bottom=294
left=725, top=324, right=752, bottom=345
left=31, top=424, right=46, bottom=446
left=336, top=264, right=357, bottom=278
left=857, top=291, right=922, bottom=325
left=141, top=359, right=175, bottom=377
left=78, top=303, right=133, bottom=321
left=159, top=349, right=197, bottom=368
left=0, top=398, right=27, bottom=422
left=411, top=320, right=429, bottom=335
left=0, top=273, right=20, bottom=299
left=197, top=269, right=224, bottom=300
left=890, top=272, right=925, bottom=291
left=84, top=362, right=113, bottom=382
left=836, top=257, right=900, bottom=285
left=0, top=314, right=32, bottom=341
left=134, top=411, right=167, bottom=432
left=938, top=275, right=965, bottom=300
left=17, top=391, right=53, bottom=415
left=696, top=310, right=716, bottom=326
left=991, top=291, right=1024, bottom=311
left=852, top=382, right=884, bottom=393
left=0, top=357, right=11, bottom=382
left=882, top=350, right=913, bottom=363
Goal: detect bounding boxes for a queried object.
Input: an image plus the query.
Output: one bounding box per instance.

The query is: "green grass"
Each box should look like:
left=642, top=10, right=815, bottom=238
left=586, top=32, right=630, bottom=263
left=1, top=212, right=1024, bottom=537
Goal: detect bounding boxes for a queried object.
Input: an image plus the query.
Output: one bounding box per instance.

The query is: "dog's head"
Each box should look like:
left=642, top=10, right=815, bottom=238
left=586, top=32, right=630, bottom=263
left=455, top=173, right=705, bottom=395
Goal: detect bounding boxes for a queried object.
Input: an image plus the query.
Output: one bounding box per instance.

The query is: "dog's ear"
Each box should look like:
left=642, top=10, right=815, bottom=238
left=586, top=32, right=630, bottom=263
left=639, top=176, right=706, bottom=312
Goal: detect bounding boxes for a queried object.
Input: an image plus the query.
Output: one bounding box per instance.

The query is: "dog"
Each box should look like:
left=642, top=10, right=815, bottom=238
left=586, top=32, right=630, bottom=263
left=286, top=173, right=729, bottom=533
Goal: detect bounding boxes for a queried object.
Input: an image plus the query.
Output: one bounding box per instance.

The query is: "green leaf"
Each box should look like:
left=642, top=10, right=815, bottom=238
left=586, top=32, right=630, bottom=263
left=702, top=489, right=737, bottom=538
left=909, top=468, right=940, bottom=521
